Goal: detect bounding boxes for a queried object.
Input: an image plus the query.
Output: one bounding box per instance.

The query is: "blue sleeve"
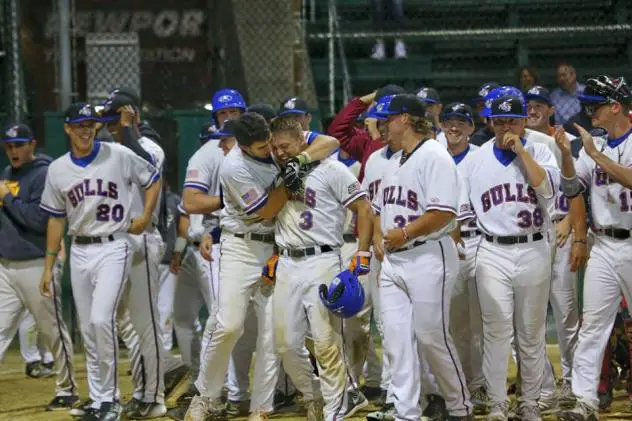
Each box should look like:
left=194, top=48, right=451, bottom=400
left=2, top=169, right=49, bottom=234
left=122, top=126, right=154, bottom=164
left=306, top=130, right=319, bottom=145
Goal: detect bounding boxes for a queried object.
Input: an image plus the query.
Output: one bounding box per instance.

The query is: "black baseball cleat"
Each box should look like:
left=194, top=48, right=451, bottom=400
left=164, top=365, right=191, bottom=404
left=70, top=398, right=94, bottom=417
left=79, top=407, right=101, bottom=421
left=423, top=394, right=448, bottom=421
left=343, top=389, right=369, bottom=417
left=25, top=361, right=54, bottom=378
left=98, top=401, right=121, bottom=421
left=557, top=401, right=598, bottom=421
left=274, top=390, right=297, bottom=410
left=46, top=394, right=80, bottom=411
left=122, top=398, right=142, bottom=415
left=366, top=402, right=396, bottom=421
left=127, top=402, right=167, bottom=419
left=360, top=386, right=384, bottom=402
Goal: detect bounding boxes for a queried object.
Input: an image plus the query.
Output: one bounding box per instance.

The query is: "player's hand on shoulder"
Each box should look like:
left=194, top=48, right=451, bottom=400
left=383, top=227, right=407, bottom=251
left=349, top=251, right=371, bottom=275
left=128, top=215, right=150, bottom=235
left=199, top=233, right=213, bottom=262
left=553, top=126, right=572, bottom=156
left=39, top=268, right=53, bottom=298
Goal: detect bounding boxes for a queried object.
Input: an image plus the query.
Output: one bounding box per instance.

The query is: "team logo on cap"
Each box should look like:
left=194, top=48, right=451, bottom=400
left=417, top=89, right=428, bottom=99
left=485, top=99, right=493, bottom=109
left=479, top=87, right=490, bottom=97
left=284, top=98, right=297, bottom=109
left=527, top=87, right=541, bottom=95
left=218, top=94, right=233, bottom=103
left=376, top=103, right=385, bottom=112
left=499, top=100, right=512, bottom=112
left=5, top=126, right=18, bottom=138
left=451, top=104, right=462, bottom=112
left=79, top=104, right=93, bottom=116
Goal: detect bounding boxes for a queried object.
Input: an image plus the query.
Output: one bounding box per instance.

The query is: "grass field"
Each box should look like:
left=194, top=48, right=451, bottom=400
left=2, top=345, right=632, bottom=420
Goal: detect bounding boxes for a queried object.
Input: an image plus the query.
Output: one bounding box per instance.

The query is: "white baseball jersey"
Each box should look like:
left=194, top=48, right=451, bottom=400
left=182, top=138, right=225, bottom=233
left=435, top=131, right=448, bottom=149
left=128, top=137, right=165, bottom=228
left=575, top=130, right=632, bottom=230
left=487, top=129, right=562, bottom=168
left=219, top=147, right=278, bottom=234
left=362, top=146, right=398, bottom=205
left=40, top=141, right=159, bottom=236
left=373, top=139, right=459, bottom=244
left=275, top=159, right=366, bottom=249
left=453, top=144, right=481, bottom=236
left=337, top=153, right=361, bottom=234
left=460, top=138, right=561, bottom=236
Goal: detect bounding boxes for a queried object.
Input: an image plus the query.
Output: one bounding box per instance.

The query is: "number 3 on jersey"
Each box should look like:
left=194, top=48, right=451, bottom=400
left=299, top=210, right=313, bottom=230
left=394, top=215, right=419, bottom=227
left=96, top=203, right=124, bottom=222
left=517, top=207, right=543, bottom=228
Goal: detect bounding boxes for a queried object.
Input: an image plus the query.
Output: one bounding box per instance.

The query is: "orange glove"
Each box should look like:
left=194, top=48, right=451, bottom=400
left=348, top=251, right=371, bottom=275
left=261, top=254, right=279, bottom=286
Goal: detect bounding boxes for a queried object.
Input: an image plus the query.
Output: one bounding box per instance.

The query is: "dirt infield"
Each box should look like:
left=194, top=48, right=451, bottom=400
left=1, top=345, right=632, bottom=420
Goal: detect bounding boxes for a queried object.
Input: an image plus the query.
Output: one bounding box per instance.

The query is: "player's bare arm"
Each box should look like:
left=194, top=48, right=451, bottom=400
left=506, top=132, right=552, bottom=197
left=347, top=197, right=373, bottom=251
left=303, top=133, right=340, bottom=162
left=170, top=213, right=190, bottom=273
left=182, top=189, right=221, bottom=215
left=129, top=178, right=161, bottom=235
left=372, top=214, right=384, bottom=261
left=384, top=210, right=455, bottom=251
left=40, top=216, right=66, bottom=298
left=574, top=123, right=632, bottom=189
left=253, top=184, right=289, bottom=222
left=568, top=196, right=588, bottom=271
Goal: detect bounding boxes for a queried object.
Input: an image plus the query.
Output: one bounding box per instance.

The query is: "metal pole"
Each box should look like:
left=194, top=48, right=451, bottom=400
left=58, top=0, right=72, bottom=110
left=327, top=0, right=335, bottom=116
left=8, top=0, right=22, bottom=122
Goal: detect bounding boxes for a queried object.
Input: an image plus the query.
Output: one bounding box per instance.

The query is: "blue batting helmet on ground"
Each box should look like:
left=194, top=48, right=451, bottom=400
left=319, top=270, right=365, bottom=318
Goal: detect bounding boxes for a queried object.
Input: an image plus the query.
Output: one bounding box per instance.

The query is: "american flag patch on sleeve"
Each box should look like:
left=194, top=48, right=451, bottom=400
left=242, top=188, right=258, bottom=204
left=187, top=169, right=199, bottom=178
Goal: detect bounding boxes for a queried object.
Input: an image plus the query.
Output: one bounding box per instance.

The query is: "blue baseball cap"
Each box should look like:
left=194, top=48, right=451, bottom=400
left=373, top=94, right=427, bottom=120
left=524, top=85, right=552, bottom=106
left=472, top=82, right=500, bottom=104
left=65, top=103, right=99, bottom=124
left=216, top=119, right=236, bottom=137
left=278, top=97, right=310, bottom=117
left=366, top=95, right=396, bottom=120
left=489, top=95, right=527, bottom=119
left=416, top=87, right=441, bottom=104
left=199, top=122, right=218, bottom=143
left=2, top=123, right=34, bottom=142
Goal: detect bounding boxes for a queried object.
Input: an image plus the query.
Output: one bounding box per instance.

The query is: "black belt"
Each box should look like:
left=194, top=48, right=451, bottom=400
left=343, top=233, right=356, bottom=243
left=234, top=232, right=275, bottom=243
left=484, top=232, right=544, bottom=245
left=593, top=227, right=631, bottom=240
left=460, top=230, right=481, bottom=239
left=74, top=235, right=115, bottom=245
left=391, top=240, right=427, bottom=253
left=281, top=245, right=334, bottom=258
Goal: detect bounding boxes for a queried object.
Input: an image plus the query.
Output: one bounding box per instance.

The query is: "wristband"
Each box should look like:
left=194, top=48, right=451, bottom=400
left=356, top=250, right=372, bottom=257
left=574, top=239, right=587, bottom=244
left=174, top=237, right=187, bottom=253
left=46, top=251, right=58, bottom=257
left=297, top=151, right=312, bottom=166
left=402, top=225, right=410, bottom=241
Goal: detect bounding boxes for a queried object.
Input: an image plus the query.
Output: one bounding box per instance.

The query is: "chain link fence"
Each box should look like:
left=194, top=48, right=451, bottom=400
left=305, top=0, right=632, bottom=116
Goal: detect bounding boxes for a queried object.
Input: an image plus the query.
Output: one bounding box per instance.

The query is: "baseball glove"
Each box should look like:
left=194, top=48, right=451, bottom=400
left=283, top=159, right=320, bottom=194
left=261, top=254, right=279, bottom=287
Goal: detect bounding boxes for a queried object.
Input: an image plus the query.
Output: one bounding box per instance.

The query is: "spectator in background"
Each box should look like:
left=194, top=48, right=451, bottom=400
left=370, top=0, right=407, bottom=60
left=551, top=61, right=585, bottom=125
left=516, top=65, right=540, bottom=91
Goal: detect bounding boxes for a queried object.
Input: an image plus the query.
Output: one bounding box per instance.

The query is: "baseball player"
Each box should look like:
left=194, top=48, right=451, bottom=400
left=415, top=87, right=445, bottom=144
left=555, top=75, right=632, bottom=421
left=471, top=82, right=501, bottom=132
left=438, top=103, right=486, bottom=410
left=459, top=94, right=561, bottom=421
left=100, top=91, right=168, bottom=419
left=184, top=112, right=339, bottom=421
left=39, top=103, right=161, bottom=421
left=268, top=116, right=374, bottom=420
left=372, top=94, right=472, bottom=421
left=0, top=123, right=78, bottom=410
left=524, top=86, right=579, bottom=411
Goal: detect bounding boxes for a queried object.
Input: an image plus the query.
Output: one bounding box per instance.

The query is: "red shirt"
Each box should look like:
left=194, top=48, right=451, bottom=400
left=327, top=97, right=384, bottom=182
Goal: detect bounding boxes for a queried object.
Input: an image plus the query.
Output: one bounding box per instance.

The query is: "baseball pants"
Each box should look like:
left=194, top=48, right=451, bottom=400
left=19, top=311, right=54, bottom=365
left=549, top=223, right=579, bottom=381
left=119, top=230, right=166, bottom=404
left=450, top=236, right=485, bottom=391
left=71, top=236, right=133, bottom=406
left=476, top=236, right=551, bottom=406
left=195, top=234, right=280, bottom=413
left=380, top=236, right=471, bottom=419
left=173, top=246, right=215, bottom=380
left=157, top=263, right=176, bottom=351
left=0, top=258, right=76, bottom=396
left=572, top=234, right=632, bottom=409
left=275, top=250, right=349, bottom=421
